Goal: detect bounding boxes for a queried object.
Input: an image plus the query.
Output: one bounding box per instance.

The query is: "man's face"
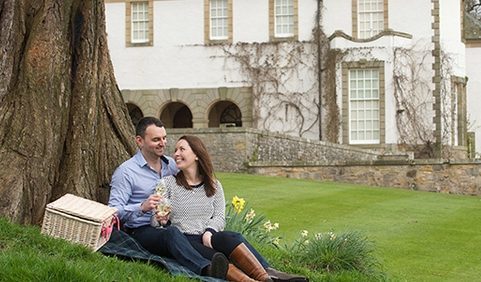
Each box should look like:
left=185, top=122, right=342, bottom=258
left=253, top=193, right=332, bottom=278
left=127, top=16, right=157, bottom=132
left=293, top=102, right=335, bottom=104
left=136, top=125, right=167, bottom=159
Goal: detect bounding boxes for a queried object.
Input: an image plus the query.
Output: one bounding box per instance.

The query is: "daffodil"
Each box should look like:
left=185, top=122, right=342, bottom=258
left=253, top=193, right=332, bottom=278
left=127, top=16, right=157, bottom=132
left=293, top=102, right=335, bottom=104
left=329, top=232, right=336, bottom=240
left=263, top=220, right=280, bottom=232
left=272, top=237, right=281, bottom=245
left=232, top=195, right=246, bottom=214
left=245, top=208, right=256, bottom=222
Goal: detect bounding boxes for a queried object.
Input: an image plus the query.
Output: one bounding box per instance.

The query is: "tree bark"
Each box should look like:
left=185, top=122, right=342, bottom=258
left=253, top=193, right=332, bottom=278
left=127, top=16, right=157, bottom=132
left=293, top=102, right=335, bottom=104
left=0, top=0, right=136, bottom=225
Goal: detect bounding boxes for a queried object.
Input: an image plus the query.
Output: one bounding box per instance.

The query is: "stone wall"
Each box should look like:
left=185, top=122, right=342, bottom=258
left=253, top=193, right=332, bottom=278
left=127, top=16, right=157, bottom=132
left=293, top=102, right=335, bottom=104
left=167, top=127, right=381, bottom=172
left=247, top=160, right=481, bottom=195
left=166, top=128, right=481, bottom=196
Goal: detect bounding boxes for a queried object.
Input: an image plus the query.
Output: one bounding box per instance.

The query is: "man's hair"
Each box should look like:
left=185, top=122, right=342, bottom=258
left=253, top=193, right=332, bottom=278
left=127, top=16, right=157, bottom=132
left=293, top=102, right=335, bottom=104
left=135, top=117, right=164, bottom=138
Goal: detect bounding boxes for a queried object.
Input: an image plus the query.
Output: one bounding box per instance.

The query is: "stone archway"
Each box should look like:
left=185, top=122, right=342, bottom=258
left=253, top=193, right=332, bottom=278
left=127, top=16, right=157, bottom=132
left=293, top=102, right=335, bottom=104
left=126, top=103, right=144, bottom=127
left=160, top=102, right=193, bottom=128
left=208, top=101, right=242, bottom=127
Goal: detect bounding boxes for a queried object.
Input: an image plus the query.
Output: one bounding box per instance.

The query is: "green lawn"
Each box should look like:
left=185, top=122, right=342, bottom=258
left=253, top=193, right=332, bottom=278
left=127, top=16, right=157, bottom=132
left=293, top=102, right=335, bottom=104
left=1, top=173, right=480, bottom=281
left=219, top=173, right=481, bottom=282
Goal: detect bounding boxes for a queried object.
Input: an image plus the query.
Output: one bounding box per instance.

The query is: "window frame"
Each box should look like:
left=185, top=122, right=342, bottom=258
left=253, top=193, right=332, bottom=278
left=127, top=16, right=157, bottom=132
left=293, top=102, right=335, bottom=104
left=204, top=0, right=233, bottom=44
left=126, top=0, right=153, bottom=47
left=342, top=61, right=385, bottom=145
left=352, top=0, right=389, bottom=40
left=348, top=68, right=381, bottom=144
left=269, top=0, right=298, bottom=41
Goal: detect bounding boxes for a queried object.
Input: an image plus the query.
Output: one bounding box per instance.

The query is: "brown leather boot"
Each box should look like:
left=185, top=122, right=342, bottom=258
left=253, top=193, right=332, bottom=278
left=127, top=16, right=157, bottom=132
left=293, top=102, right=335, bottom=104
left=226, top=264, right=258, bottom=282
left=229, top=243, right=272, bottom=282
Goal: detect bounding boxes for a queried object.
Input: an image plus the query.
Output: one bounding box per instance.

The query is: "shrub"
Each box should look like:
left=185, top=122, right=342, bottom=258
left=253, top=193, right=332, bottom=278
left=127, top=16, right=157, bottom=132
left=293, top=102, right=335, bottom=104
left=286, top=230, right=382, bottom=276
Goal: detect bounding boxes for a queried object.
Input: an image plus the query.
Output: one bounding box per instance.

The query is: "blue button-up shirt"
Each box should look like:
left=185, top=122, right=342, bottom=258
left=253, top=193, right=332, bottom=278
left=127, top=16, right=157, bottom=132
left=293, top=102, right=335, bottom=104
left=108, top=150, right=178, bottom=228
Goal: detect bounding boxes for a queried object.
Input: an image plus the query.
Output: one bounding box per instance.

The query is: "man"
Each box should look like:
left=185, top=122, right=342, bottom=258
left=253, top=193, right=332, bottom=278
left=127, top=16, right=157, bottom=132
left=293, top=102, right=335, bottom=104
left=108, top=117, right=228, bottom=279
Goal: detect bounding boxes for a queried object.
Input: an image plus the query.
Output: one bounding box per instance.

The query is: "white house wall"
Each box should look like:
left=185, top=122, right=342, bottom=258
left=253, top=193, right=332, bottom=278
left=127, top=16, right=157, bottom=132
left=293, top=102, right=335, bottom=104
left=233, top=0, right=268, bottom=43
left=106, top=0, right=318, bottom=90
left=105, top=0, right=471, bottom=153
left=439, top=0, right=465, bottom=72
left=466, top=47, right=481, bottom=156
left=323, top=0, right=468, bottom=150
left=324, top=1, right=436, bottom=146
left=105, top=0, right=321, bottom=139
left=322, top=1, right=352, bottom=36
left=389, top=1, right=432, bottom=40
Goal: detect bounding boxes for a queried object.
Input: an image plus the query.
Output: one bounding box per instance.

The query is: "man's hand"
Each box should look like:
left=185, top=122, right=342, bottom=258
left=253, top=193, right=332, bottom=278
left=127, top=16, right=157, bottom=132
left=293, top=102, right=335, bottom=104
left=141, top=194, right=161, bottom=213
left=202, top=231, right=213, bottom=248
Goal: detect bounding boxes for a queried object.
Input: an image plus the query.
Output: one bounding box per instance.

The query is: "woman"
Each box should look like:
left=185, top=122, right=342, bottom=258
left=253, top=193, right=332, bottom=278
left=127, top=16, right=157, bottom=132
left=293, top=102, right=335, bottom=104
left=152, top=135, right=307, bottom=282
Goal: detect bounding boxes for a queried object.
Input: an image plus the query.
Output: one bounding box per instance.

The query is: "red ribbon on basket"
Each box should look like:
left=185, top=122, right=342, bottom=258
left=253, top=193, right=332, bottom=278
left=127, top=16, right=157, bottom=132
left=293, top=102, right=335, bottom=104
left=101, top=215, right=120, bottom=240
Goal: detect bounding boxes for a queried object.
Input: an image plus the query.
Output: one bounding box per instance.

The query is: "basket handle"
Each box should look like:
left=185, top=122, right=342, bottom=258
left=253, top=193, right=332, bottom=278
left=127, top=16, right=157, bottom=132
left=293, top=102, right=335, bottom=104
left=100, top=215, right=120, bottom=240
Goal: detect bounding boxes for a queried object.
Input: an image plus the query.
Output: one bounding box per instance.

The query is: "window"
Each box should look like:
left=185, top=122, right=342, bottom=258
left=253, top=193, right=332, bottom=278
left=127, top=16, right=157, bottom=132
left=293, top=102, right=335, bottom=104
left=205, top=0, right=232, bottom=43
left=353, top=0, right=387, bottom=39
left=269, top=0, right=298, bottom=41
left=131, top=2, right=148, bottom=43
left=210, top=0, right=228, bottom=40
left=348, top=69, right=380, bottom=144
left=275, top=0, right=294, bottom=37
left=126, top=0, right=153, bottom=47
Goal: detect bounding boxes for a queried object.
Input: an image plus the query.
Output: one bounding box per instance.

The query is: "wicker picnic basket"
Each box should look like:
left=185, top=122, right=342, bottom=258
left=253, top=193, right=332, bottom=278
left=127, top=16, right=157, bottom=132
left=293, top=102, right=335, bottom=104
left=41, top=193, right=118, bottom=251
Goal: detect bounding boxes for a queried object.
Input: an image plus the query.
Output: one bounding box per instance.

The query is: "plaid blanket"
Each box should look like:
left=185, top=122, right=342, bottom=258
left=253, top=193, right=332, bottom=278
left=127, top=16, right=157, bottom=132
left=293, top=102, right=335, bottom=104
left=99, top=229, right=225, bottom=282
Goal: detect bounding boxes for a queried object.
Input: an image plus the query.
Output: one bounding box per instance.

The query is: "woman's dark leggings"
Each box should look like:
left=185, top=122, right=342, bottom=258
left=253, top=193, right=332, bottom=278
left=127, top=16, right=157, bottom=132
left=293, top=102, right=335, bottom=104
left=185, top=231, right=270, bottom=268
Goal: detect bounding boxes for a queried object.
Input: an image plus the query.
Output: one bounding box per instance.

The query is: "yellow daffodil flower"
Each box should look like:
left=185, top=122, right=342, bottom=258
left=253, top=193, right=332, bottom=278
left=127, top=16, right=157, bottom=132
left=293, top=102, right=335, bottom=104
left=232, top=195, right=246, bottom=214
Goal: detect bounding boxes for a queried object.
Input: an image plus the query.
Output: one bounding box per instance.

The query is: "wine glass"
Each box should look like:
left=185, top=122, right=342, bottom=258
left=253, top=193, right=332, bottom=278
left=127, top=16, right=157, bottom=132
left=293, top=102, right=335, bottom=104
left=153, top=179, right=171, bottom=227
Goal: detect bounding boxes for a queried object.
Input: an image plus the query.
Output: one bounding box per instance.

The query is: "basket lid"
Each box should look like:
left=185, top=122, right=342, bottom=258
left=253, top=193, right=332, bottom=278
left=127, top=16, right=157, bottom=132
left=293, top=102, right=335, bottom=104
left=46, top=194, right=117, bottom=222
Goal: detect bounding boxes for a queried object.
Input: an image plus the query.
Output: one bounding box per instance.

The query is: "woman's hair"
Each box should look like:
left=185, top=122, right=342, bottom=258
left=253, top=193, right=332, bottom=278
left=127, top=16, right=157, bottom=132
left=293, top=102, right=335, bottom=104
left=175, top=135, right=216, bottom=197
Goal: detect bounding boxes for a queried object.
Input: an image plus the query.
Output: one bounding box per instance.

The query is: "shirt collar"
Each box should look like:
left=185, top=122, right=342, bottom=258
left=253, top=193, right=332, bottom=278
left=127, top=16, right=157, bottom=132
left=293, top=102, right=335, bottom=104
left=133, top=150, right=169, bottom=167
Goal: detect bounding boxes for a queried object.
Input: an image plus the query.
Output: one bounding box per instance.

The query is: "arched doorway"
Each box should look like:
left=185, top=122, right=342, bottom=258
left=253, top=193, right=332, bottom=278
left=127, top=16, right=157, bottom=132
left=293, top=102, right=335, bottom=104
left=208, top=101, right=242, bottom=127
left=160, top=102, right=193, bottom=128
left=126, top=103, right=144, bottom=127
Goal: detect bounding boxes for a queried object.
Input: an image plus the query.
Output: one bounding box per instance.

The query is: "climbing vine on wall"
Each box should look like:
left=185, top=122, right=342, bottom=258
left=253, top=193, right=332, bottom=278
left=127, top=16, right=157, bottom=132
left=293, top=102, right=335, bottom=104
left=219, top=41, right=319, bottom=138
left=392, top=46, right=435, bottom=157
left=323, top=49, right=345, bottom=143
left=392, top=45, right=459, bottom=158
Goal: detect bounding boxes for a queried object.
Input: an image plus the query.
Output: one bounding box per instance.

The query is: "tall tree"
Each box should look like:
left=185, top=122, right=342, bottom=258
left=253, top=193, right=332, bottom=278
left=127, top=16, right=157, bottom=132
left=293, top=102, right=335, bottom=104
left=0, top=0, right=136, bottom=225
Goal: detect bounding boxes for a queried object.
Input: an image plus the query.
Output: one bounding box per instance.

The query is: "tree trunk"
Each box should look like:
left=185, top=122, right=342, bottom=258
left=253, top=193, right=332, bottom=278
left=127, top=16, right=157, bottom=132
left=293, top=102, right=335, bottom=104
left=0, top=0, right=136, bottom=225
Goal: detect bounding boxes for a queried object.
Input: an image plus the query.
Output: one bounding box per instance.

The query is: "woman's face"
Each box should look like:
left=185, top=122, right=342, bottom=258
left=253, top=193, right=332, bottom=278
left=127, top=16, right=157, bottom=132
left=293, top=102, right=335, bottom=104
left=174, top=139, right=198, bottom=171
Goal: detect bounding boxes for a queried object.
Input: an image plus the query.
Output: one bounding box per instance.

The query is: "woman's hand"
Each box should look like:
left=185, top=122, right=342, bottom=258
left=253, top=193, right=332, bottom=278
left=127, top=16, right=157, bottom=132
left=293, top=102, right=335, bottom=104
left=154, top=211, right=170, bottom=226
left=202, top=231, right=213, bottom=248
left=140, top=194, right=161, bottom=213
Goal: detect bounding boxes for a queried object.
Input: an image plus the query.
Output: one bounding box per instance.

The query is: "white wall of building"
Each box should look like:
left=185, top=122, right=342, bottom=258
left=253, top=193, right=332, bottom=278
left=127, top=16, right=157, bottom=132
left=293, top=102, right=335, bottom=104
left=323, top=0, right=438, bottom=145
left=105, top=0, right=320, bottom=139
left=440, top=0, right=466, bottom=76
left=322, top=1, right=352, bottom=36
left=466, top=47, right=481, bottom=156
left=233, top=0, right=268, bottom=43
left=389, top=0, right=432, bottom=40
left=105, top=0, right=472, bottom=152
left=106, top=1, right=318, bottom=90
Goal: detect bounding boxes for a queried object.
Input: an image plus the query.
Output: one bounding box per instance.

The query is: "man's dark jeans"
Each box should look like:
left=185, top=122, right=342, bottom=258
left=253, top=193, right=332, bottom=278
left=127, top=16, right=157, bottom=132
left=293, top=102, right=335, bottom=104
left=127, top=225, right=211, bottom=275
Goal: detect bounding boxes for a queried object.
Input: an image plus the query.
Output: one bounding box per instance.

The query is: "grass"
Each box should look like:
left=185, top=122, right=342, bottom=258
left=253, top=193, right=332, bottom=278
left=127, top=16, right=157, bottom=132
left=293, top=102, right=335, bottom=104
left=1, top=172, right=480, bottom=281
left=218, top=172, right=481, bottom=282
left=0, top=217, right=192, bottom=282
